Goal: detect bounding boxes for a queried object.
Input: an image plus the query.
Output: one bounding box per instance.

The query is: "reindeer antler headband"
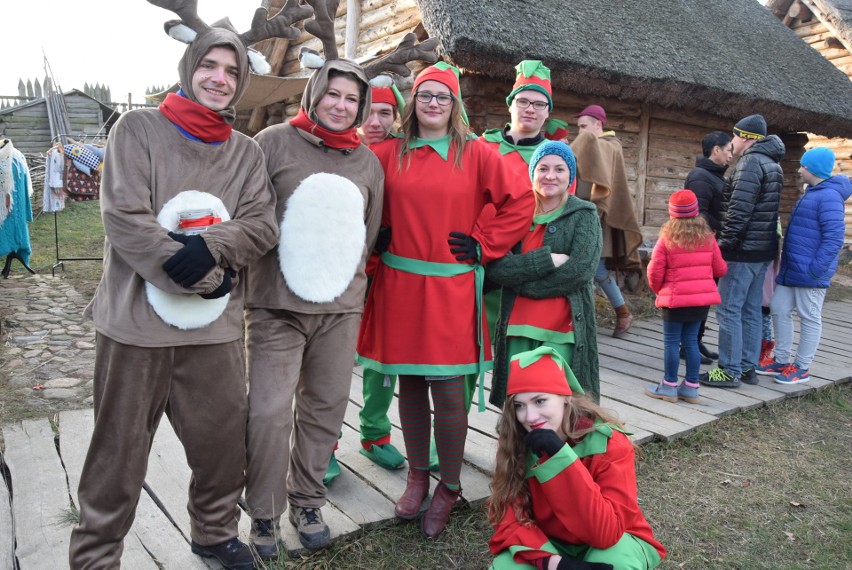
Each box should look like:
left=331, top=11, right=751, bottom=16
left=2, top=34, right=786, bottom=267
left=147, top=0, right=314, bottom=74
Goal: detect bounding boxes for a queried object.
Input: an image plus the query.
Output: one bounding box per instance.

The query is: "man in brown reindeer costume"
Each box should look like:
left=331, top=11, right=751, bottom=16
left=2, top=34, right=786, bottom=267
left=68, top=1, right=290, bottom=568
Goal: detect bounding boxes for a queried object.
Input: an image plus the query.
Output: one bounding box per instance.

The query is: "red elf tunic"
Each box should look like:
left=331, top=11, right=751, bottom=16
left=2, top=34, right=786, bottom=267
left=357, top=136, right=534, bottom=377
left=507, top=209, right=575, bottom=343
left=489, top=423, right=666, bottom=566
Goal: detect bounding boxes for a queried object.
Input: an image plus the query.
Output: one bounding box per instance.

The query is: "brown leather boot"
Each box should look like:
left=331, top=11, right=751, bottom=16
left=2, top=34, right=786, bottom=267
left=420, top=482, right=461, bottom=538
left=395, top=468, right=430, bottom=519
left=613, top=304, right=633, bottom=338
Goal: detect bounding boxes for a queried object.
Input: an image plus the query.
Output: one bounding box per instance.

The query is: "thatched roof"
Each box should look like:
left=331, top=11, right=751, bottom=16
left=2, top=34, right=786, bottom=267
left=417, top=0, right=852, bottom=138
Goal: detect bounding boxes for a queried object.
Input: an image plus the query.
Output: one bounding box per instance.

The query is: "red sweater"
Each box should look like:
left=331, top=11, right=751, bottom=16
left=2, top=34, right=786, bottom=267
left=646, top=235, right=727, bottom=309
left=489, top=425, right=666, bottom=565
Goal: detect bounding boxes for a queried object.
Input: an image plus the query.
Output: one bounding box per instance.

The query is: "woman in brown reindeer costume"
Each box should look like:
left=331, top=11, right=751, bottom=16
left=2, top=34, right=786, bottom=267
left=243, top=0, right=438, bottom=557
left=67, top=1, right=292, bottom=568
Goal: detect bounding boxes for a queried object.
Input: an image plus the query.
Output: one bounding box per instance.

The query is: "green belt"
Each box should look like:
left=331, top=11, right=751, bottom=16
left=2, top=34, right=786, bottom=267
left=381, top=251, right=488, bottom=412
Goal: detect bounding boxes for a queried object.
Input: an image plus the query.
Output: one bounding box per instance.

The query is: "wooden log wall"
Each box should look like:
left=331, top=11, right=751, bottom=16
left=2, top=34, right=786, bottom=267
left=248, top=0, right=819, bottom=242
left=787, top=13, right=852, bottom=242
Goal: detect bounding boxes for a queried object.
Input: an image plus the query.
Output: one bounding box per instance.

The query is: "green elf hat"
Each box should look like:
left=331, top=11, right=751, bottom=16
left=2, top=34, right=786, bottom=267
left=506, top=60, right=553, bottom=111
left=507, top=346, right=584, bottom=397
left=412, top=61, right=469, bottom=125
left=544, top=118, right=569, bottom=141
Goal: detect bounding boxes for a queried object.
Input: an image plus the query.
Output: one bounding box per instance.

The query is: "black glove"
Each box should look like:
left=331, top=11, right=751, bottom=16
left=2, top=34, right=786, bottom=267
left=200, top=268, right=236, bottom=299
left=163, top=234, right=217, bottom=287
left=374, top=227, right=392, bottom=255
left=524, top=428, right=565, bottom=457
left=167, top=231, right=191, bottom=245
left=448, top=231, right=479, bottom=262
left=557, top=559, right=613, bottom=570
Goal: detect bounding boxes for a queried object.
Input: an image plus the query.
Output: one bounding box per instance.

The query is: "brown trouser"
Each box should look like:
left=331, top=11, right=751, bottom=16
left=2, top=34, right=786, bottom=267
left=244, top=309, right=360, bottom=519
left=69, top=334, right=247, bottom=569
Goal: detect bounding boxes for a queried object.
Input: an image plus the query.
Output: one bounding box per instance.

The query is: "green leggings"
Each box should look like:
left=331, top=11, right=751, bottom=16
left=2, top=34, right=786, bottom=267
left=490, top=533, right=661, bottom=570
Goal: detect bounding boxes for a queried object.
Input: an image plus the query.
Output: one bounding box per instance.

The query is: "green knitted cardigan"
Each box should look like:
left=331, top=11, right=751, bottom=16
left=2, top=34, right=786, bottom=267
left=486, top=194, right=603, bottom=406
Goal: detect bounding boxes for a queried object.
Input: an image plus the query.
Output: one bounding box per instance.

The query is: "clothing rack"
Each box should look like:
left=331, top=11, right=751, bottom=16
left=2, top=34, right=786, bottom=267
left=50, top=211, right=103, bottom=276
left=43, top=60, right=104, bottom=275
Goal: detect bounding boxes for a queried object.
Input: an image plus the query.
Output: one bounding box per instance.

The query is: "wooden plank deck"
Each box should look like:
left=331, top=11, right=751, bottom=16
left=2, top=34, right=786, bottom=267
left=2, top=302, right=850, bottom=568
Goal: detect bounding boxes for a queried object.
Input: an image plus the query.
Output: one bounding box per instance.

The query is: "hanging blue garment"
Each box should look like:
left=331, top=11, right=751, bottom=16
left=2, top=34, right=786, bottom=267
left=0, top=147, right=34, bottom=264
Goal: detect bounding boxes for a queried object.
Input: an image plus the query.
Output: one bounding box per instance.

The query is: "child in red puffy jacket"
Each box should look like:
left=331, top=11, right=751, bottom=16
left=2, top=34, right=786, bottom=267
left=645, top=190, right=727, bottom=403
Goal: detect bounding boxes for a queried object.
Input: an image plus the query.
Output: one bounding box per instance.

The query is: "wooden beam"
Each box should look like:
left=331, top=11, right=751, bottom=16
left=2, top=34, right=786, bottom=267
left=802, top=0, right=852, bottom=54
left=635, top=102, right=650, bottom=227
left=345, top=0, right=362, bottom=60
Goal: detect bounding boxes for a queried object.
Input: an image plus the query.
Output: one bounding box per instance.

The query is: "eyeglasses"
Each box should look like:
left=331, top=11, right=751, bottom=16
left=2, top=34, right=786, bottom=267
left=514, top=98, right=549, bottom=111
left=414, top=91, right=455, bottom=106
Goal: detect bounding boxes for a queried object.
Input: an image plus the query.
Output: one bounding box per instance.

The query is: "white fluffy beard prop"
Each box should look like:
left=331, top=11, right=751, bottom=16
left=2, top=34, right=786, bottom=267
left=279, top=173, right=366, bottom=303
left=145, top=190, right=232, bottom=330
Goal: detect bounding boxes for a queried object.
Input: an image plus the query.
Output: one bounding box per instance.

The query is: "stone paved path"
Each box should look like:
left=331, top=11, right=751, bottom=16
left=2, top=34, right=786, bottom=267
left=0, top=275, right=96, bottom=446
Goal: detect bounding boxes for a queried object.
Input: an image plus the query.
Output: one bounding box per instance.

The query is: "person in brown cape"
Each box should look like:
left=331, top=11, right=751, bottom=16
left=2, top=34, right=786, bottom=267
left=571, top=105, right=644, bottom=338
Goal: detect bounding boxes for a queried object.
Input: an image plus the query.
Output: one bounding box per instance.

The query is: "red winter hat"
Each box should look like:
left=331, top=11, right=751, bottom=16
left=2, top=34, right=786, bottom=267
left=574, top=104, right=607, bottom=126
left=507, top=347, right=584, bottom=397
left=668, top=189, right=699, bottom=218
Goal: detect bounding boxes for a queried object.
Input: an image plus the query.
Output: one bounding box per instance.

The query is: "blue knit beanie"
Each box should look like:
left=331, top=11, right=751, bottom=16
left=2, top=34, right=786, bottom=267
left=801, top=147, right=835, bottom=180
left=529, top=140, right=577, bottom=185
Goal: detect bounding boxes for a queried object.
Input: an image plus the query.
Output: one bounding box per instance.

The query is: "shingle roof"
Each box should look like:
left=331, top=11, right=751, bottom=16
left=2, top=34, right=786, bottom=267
left=417, top=0, right=852, bottom=137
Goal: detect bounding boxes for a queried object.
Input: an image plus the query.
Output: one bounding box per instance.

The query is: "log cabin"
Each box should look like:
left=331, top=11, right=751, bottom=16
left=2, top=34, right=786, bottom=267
left=240, top=0, right=852, bottom=239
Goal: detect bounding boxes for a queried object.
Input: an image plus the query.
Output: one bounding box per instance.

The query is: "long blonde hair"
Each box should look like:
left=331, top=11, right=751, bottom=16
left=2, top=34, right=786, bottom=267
left=487, top=394, right=629, bottom=527
left=659, top=215, right=713, bottom=250
left=396, top=93, right=468, bottom=171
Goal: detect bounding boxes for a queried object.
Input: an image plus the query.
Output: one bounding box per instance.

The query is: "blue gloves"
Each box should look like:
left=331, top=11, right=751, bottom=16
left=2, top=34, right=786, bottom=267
left=524, top=428, right=565, bottom=457
left=163, top=232, right=217, bottom=287
left=448, top=231, right=479, bottom=262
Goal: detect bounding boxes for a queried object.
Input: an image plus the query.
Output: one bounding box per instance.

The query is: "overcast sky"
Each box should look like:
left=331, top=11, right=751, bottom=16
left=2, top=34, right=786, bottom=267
left=6, top=1, right=773, bottom=105
left=4, top=0, right=252, bottom=104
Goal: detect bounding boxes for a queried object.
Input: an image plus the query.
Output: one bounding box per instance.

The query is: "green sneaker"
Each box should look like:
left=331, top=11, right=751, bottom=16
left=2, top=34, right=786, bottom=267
left=698, top=366, right=740, bottom=388
left=323, top=452, right=341, bottom=486
left=359, top=443, right=406, bottom=470
left=428, top=437, right=440, bottom=472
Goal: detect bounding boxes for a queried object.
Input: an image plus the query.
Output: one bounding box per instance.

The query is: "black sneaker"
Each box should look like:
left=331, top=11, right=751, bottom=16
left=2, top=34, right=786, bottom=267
left=698, top=366, right=740, bottom=388
left=681, top=346, right=712, bottom=365
left=289, top=505, right=331, bottom=550
left=698, top=342, right=719, bottom=360
left=250, top=517, right=279, bottom=560
left=191, top=537, right=254, bottom=570
left=740, top=368, right=758, bottom=385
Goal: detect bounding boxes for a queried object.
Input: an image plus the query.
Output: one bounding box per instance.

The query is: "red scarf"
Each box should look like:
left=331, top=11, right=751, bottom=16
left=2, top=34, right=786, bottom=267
left=290, top=108, right=361, bottom=149
left=159, top=93, right=233, bottom=143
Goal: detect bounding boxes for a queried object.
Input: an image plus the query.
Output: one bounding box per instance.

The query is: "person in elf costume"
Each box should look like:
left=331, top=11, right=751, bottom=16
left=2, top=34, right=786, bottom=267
left=488, top=347, right=666, bottom=570
left=69, top=2, right=281, bottom=568
left=357, top=62, right=534, bottom=539
left=478, top=60, right=574, bottom=348
left=349, top=85, right=409, bottom=472
left=487, top=141, right=601, bottom=406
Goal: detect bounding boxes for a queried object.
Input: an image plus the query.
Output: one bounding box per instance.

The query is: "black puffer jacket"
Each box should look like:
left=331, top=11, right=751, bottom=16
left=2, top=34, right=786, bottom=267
left=718, top=135, right=784, bottom=262
left=685, top=157, right=727, bottom=234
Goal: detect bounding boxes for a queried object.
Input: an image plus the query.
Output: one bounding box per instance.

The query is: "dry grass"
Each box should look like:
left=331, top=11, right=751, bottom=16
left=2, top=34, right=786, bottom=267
left=263, top=384, right=852, bottom=569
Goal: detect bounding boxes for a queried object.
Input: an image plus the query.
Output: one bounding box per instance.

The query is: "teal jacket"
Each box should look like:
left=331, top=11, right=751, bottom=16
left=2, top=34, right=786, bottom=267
left=487, top=195, right=603, bottom=406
